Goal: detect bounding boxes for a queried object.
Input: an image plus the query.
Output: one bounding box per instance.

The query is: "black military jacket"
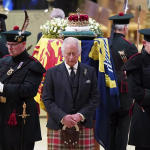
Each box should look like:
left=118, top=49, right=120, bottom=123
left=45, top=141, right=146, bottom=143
left=125, top=49, right=150, bottom=147
left=110, top=33, right=138, bottom=111
left=125, top=50, right=150, bottom=104
left=111, top=33, right=138, bottom=72
left=0, top=50, right=45, bottom=145
left=0, top=33, right=8, bottom=58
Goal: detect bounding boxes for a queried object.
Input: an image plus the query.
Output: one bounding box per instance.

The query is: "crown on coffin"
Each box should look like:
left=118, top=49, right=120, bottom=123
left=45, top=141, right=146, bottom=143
left=67, top=8, right=89, bottom=27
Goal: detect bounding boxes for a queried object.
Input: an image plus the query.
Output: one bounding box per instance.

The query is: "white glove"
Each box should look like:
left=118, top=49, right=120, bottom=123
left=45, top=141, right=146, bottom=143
left=0, top=82, right=4, bottom=93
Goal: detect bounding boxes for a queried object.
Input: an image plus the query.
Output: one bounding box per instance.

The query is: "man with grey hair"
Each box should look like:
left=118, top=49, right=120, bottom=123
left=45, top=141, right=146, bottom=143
left=42, top=37, right=100, bottom=150
left=37, top=8, right=65, bottom=42
left=114, top=24, right=128, bottom=32
left=50, top=8, right=65, bottom=19
left=108, top=13, right=138, bottom=150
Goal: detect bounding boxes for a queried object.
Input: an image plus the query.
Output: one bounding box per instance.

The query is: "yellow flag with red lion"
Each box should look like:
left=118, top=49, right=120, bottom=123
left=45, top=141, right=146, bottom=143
left=32, top=38, right=63, bottom=110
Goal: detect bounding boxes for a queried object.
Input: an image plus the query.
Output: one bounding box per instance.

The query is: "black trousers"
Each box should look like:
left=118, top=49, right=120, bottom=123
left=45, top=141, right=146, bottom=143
left=109, top=111, right=130, bottom=150
left=3, top=142, right=34, bottom=150
left=0, top=112, right=5, bottom=150
left=135, top=147, right=150, bottom=150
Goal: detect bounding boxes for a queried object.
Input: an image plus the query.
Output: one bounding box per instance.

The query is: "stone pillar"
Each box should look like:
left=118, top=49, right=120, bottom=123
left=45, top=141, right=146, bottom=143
left=145, top=0, right=150, bottom=28
left=145, top=11, right=150, bottom=28
left=98, top=0, right=109, bottom=8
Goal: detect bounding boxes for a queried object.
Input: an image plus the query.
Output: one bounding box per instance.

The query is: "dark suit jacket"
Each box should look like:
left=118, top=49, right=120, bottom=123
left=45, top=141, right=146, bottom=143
left=42, top=62, right=100, bottom=130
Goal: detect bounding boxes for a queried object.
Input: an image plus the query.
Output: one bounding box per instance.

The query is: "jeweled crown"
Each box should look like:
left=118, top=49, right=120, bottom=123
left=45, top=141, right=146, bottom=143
left=67, top=8, right=89, bottom=27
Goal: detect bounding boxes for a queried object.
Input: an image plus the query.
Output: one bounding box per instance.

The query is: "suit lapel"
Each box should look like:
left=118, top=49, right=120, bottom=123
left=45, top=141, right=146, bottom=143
left=57, top=62, right=73, bottom=99
left=76, top=63, right=85, bottom=100
left=57, top=62, right=87, bottom=101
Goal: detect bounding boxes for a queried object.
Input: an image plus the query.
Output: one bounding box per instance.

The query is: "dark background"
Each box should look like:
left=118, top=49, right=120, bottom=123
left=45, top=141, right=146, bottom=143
left=12, top=0, right=48, bottom=10
left=3, top=0, right=97, bottom=16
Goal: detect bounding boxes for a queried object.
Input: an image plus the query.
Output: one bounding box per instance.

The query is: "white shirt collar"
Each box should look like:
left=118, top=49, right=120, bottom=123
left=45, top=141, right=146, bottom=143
left=65, top=61, right=78, bottom=74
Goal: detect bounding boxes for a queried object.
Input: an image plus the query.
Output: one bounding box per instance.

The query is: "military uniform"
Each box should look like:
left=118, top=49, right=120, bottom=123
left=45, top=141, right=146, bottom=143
left=0, top=14, right=8, bottom=58
left=0, top=33, right=8, bottom=58
left=0, top=51, right=45, bottom=149
left=0, top=24, right=46, bottom=150
left=125, top=29, right=150, bottom=150
left=0, top=14, right=9, bottom=147
left=111, top=33, right=138, bottom=109
left=108, top=13, right=138, bottom=150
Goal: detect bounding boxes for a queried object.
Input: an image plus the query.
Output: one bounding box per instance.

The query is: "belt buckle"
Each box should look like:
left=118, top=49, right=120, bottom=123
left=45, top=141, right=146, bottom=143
left=0, top=96, right=6, bottom=103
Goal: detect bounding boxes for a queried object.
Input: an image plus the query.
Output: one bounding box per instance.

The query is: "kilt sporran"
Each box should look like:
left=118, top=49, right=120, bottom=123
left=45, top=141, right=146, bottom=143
left=60, top=125, right=79, bottom=149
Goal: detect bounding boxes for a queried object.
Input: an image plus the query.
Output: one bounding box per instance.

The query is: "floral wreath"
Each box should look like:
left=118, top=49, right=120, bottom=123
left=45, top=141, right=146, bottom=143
left=40, top=16, right=103, bottom=38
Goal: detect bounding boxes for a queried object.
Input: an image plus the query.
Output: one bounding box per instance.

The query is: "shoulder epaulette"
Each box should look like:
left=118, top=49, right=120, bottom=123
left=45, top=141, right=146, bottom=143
left=129, top=53, right=141, bottom=60
left=29, top=56, right=38, bottom=62
left=121, top=37, right=132, bottom=45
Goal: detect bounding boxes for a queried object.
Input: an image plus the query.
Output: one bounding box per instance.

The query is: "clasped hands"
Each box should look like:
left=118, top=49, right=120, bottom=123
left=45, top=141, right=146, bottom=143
left=61, top=114, right=82, bottom=128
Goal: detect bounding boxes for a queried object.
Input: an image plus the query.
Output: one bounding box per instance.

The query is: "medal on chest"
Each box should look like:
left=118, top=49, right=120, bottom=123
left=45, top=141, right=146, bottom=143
left=7, top=67, right=14, bottom=76
left=6, top=62, right=24, bottom=76
left=118, top=50, right=127, bottom=63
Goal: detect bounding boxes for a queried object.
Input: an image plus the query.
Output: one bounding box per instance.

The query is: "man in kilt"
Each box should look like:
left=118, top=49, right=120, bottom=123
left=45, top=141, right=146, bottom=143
left=42, top=37, right=100, bottom=150
left=0, top=25, right=45, bottom=150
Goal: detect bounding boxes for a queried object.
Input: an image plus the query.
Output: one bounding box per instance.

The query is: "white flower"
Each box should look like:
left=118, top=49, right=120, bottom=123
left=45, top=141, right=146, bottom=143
left=40, top=18, right=67, bottom=38
left=41, top=17, right=103, bottom=38
left=89, top=18, right=103, bottom=37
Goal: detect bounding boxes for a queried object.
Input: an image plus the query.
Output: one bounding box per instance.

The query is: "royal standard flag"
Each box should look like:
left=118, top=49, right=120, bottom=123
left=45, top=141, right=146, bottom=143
left=32, top=38, right=63, bottom=110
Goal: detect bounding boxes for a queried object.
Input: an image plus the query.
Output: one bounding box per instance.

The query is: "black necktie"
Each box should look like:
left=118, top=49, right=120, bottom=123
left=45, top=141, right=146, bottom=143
left=70, top=67, right=75, bottom=83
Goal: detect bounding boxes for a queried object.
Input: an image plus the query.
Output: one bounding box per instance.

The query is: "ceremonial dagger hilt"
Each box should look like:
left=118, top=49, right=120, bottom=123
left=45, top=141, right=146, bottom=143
left=19, top=102, right=30, bottom=124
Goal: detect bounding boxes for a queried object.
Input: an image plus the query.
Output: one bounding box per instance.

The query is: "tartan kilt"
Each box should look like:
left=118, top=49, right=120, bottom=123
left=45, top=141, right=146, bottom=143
left=47, top=126, right=95, bottom=150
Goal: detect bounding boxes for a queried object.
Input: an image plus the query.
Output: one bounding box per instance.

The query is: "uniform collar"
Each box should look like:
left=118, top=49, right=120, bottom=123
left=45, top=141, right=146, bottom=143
left=114, top=33, right=125, bottom=37
left=13, top=50, right=29, bottom=62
